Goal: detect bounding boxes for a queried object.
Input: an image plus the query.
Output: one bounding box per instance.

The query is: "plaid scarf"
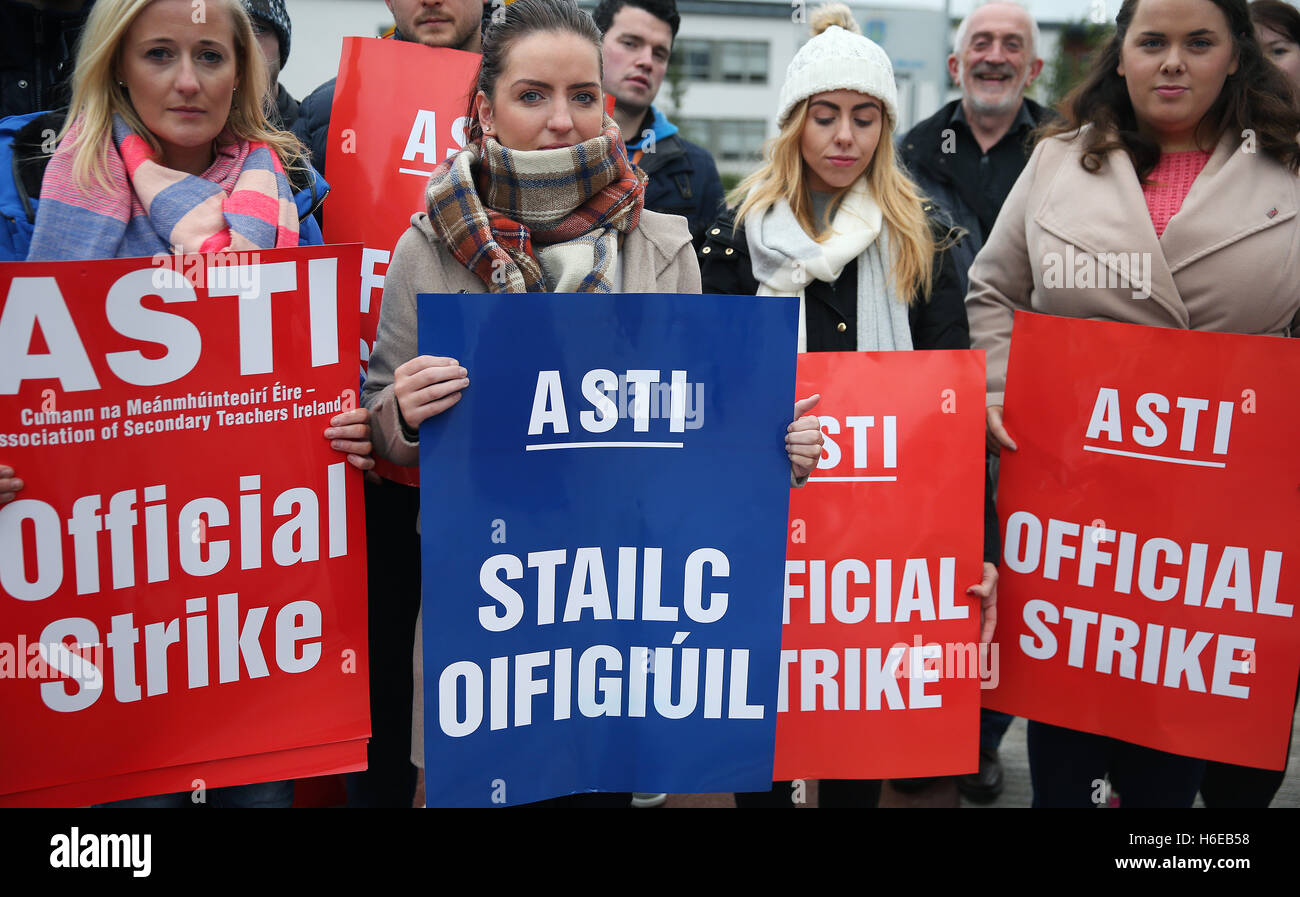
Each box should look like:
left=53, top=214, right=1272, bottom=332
left=424, top=117, right=646, bottom=292
left=29, top=114, right=299, bottom=261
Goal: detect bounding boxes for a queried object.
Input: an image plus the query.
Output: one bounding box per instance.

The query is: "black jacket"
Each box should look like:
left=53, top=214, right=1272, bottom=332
left=1, top=0, right=94, bottom=118
left=698, top=202, right=999, bottom=564
left=292, top=75, right=340, bottom=181
left=698, top=201, right=969, bottom=352
left=898, top=97, right=1053, bottom=296
left=635, top=129, right=724, bottom=250
left=271, top=83, right=301, bottom=132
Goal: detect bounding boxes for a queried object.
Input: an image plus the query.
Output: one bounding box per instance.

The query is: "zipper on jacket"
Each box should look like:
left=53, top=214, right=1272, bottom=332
left=302, top=177, right=329, bottom=223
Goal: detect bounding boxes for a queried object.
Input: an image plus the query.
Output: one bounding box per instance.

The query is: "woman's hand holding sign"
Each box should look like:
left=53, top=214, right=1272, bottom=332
left=0, top=466, right=22, bottom=504
left=324, top=408, right=375, bottom=471
left=395, top=356, right=471, bottom=432
left=787, top=394, right=824, bottom=481
left=966, top=561, right=999, bottom=645
left=986, top=404, right=1017, bottom=454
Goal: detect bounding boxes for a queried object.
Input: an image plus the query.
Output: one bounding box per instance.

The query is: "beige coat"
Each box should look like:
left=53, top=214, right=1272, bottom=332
left=359, top=208, right=701, bottom=769
left=967, top=130, right=1300, bottom=405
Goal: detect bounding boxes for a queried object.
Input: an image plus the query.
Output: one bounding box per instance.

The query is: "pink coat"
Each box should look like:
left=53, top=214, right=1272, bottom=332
left=967, top=129, right=1300, bottom=405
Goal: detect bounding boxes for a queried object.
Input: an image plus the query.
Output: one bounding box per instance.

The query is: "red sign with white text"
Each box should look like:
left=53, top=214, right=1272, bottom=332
left=325, top=37, right=481, bottom=485
left=0, top=247, right=370, bottom=805
left=773, top=351, right=985, bottom=779
left=988, top=313, right=1300, bottom=769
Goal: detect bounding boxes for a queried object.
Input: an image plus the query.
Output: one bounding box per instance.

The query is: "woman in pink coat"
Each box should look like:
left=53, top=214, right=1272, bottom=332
left=967, top=0, right=1300, bottom=807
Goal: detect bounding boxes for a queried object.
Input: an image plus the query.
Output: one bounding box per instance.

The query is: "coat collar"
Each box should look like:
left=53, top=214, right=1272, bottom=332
left=1161, top=131, right=1298, bottom=274
left=1030, top=130, right=1296, bottom=326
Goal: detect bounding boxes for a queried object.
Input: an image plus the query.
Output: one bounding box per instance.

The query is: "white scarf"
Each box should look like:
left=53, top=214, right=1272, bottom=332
left=746, top=177, right=912, bottom=352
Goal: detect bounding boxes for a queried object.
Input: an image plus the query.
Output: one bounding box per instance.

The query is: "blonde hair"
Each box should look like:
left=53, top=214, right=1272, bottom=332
left=728, top=99, right=938, bottom=303
left=60, top=0, right=306, bottom=192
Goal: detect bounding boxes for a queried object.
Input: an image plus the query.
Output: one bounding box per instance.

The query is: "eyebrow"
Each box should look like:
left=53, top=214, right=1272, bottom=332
left=969, top=30, right=1026, bottom=42
left=1136, top=28, right=1218, bottom=38
left=619, top=32, right=671, bottom=54
left=136, top=36, right=230, bottom=47
left=511, top=78, right=601, bottom=90
left=810, top=98, right=882, bottom=112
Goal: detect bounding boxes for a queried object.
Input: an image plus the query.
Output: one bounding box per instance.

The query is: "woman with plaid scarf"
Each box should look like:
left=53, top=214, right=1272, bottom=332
left=360, top=0, right=823, bottom=806
left=362, top=0, right=823, bottom=481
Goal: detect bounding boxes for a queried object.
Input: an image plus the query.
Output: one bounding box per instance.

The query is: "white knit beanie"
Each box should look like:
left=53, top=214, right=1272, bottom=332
left=777, top=7, right=898, bottom=129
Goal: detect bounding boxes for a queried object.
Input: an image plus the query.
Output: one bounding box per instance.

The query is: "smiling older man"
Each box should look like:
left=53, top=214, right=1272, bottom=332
left=899, top=1, right=1050, bottom=297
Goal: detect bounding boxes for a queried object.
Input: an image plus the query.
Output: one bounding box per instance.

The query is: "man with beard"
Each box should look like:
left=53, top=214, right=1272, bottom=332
left=898, top=0, right=1048, bottom=806
left=900, top=1, right=1049, bottom=297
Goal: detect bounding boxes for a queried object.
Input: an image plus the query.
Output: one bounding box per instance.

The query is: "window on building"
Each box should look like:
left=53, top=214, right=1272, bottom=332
left=678, top=39, right=713, bottom=82
left=679, top=118, right=767, bottom=163
left=672, top=39, right=768, bottom=84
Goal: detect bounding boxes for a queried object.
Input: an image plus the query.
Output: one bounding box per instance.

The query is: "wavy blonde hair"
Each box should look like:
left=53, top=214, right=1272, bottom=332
left=729, top=99, right=937, bottom=303
left=729, top=2, right=937, bottom=302
left=59, top=0, right=306, bottom=192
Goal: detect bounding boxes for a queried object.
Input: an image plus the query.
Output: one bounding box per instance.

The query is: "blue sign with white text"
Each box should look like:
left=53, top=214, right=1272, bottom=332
left=417, top=291, right=798, bottom=807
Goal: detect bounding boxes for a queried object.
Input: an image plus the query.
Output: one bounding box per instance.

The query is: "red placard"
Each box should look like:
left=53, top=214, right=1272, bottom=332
left=0, top=247, right=371, bottom=804
left=988, top=312, right=1300, bottom=769
left=0, top=739, right=366, bottom=808
left=773, top=351, right=985, bottom=779
left=324, top=37, right=482, bottom=486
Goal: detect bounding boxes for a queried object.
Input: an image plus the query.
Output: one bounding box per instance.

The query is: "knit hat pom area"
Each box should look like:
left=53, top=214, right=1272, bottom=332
left=777, top=2, right=898, bottom=129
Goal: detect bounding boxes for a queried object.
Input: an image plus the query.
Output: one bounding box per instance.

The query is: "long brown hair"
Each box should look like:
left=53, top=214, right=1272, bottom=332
left=1251, top=0, right=1300, bottom=45
left=1039, top=0, right=1300, bottom=178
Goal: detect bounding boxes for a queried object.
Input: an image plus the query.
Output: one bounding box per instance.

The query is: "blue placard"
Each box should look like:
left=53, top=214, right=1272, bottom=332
left=417, top=291, right=798, bottom=807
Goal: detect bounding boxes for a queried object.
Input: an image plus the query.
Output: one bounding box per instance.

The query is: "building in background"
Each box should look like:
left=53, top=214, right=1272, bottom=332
left=633, top=0, right=1063, bottom=176
left=282, top=0, right=1065, bottom=178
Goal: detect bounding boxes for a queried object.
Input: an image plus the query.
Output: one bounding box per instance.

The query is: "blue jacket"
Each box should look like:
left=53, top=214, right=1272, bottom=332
left=626, top=106, right=724, bottom=249
left=1, top=111, right=328, bottom=262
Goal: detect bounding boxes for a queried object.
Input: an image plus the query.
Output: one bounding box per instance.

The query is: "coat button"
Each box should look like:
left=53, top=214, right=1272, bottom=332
left=837, top=322, right=847, bottom=333
left=701, top=246, right=711, bottom=254
left=710, top=228, right=720, bottom=235
left=18, top=79, right=28, bottom=89
left=724, top=247, right=733, bottom=255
